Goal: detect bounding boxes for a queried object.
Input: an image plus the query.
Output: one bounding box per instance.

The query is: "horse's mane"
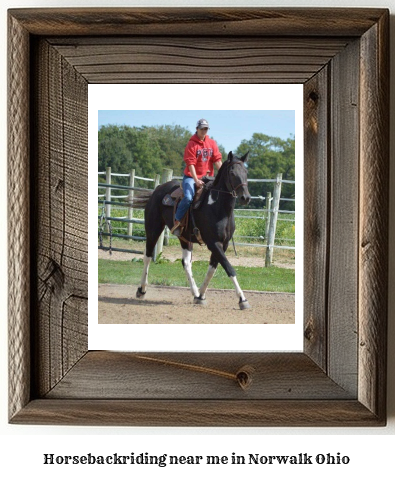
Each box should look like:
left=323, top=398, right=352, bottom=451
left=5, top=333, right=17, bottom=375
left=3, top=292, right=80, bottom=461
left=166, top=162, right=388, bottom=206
left=212, top=157, right=231, bottom=187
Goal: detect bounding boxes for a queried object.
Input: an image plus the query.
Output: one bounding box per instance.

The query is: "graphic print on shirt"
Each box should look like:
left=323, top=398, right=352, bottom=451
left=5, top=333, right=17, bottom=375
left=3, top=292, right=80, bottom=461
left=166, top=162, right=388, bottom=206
left=196, top=148, right=214, bottom=162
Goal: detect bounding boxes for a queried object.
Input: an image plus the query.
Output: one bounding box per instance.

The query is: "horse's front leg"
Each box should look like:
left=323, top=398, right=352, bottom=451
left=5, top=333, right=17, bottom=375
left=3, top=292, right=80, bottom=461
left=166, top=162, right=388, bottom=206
left=230, top=276, right=251, bottom=309
left=181, top=244, right=199, bottom=299
left=206, top=241, right=251, bottom=310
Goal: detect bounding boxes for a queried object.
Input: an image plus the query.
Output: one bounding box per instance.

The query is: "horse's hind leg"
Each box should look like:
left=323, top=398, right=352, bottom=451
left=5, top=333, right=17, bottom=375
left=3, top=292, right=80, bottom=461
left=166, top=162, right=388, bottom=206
left=195, top=254, right=218, bottom=304
left=136, top=216, right=165, bottom=299
left=136, top=254, right=152, bottom=298
left=180, top=241, right=199, bottom=299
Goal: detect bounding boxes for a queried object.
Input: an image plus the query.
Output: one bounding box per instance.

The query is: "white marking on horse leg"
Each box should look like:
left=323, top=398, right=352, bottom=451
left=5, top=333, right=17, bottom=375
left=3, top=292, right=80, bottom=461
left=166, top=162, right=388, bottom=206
left=140, top=254, right=152, bottom=293
left=182, top=249, right=199, bottom=297
left=231, top=275, right=247, bottom=302
left=199, top=265, right=217, bottom=299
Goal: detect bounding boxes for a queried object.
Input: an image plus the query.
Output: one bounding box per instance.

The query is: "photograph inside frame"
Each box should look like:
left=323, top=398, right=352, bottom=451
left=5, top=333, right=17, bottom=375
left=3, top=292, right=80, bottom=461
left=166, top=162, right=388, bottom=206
left=88, top=84, right=304, bottom=352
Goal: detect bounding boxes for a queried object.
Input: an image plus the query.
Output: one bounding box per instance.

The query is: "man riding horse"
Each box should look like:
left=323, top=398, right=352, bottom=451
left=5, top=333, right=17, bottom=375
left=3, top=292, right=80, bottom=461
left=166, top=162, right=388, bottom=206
left=171, top=119, right=222, bottom=236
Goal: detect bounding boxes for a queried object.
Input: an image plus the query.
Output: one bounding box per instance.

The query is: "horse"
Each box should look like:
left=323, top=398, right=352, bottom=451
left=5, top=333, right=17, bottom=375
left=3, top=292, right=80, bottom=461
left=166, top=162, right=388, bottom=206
left=132, top=151, right=252, bottom=310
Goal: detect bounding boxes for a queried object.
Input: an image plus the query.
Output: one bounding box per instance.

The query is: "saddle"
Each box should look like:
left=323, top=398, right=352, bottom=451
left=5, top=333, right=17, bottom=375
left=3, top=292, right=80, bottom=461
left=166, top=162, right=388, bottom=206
left=162, top=176, right=214, bottom=209
left=162, top=176, right=214, bottom=245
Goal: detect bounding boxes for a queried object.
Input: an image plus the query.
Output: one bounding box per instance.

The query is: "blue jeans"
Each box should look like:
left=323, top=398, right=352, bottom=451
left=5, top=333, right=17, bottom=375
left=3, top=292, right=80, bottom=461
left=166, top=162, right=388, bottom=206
left=175, top=175, right=195, bottom=221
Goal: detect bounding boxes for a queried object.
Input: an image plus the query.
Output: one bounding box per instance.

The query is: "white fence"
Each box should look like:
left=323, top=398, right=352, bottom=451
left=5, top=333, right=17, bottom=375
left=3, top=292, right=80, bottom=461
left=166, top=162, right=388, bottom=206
left=98, top=167, right=160, bottom=256
left=98, top=167, right=295, bottom=266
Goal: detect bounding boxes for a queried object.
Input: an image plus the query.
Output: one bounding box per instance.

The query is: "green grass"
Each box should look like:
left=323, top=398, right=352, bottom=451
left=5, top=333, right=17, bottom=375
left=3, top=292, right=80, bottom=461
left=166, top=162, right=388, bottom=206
left=98, top=206, right=295, bottom=247
left=98, top=259, right=295, bottom=293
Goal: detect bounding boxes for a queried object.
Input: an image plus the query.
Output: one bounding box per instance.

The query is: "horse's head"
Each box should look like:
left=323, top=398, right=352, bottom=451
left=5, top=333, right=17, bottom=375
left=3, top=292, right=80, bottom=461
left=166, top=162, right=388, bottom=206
left=226, top=151, right=251, bottom=206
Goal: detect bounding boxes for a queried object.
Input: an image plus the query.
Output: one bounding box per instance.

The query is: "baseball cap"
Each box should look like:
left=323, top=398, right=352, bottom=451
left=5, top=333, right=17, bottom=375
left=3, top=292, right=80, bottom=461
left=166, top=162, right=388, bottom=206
left=196, top=119, right=209, bottom=129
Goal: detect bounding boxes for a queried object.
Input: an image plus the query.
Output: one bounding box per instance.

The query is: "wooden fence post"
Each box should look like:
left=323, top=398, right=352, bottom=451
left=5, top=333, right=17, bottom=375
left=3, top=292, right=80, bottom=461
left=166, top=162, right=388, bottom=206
left=265, top=191, right=272, bottom=241
left=265, top=173, right=282, bottom=267
left=151, top=173, right=162, bottom=261
left=154, top=174, right=161, bottom=189
left=127, top=169, right=135, bottom=237
left=156, top=168, right=173, bottom=255
left=105, top=166, right=111, bottom=232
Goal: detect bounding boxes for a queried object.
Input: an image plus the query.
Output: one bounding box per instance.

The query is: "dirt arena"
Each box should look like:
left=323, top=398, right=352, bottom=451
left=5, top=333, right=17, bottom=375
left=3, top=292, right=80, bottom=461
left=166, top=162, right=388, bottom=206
left=98, top=245, right=295, bottom=324
left=98, top=284, right=294, bottom=324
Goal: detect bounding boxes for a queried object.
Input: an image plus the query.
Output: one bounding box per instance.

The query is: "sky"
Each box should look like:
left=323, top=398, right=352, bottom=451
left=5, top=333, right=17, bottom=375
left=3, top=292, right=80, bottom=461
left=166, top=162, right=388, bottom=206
left=98, top=110, right=295, bottom=153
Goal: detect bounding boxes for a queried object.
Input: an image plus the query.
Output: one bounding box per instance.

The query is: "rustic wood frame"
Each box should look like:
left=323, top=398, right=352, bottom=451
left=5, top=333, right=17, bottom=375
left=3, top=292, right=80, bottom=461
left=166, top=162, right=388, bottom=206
left=8, top=8, right=389, bottom=426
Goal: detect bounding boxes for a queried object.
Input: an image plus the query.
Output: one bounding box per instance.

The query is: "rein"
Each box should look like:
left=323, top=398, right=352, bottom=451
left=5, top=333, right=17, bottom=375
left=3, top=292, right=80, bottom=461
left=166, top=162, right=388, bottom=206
left=205, top=183, right=244, bottom=198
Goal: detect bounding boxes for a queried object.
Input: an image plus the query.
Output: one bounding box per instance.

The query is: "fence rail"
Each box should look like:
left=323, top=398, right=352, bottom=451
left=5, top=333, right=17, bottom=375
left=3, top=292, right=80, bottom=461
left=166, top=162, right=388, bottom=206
left=98, top=167, right=295, bottom=266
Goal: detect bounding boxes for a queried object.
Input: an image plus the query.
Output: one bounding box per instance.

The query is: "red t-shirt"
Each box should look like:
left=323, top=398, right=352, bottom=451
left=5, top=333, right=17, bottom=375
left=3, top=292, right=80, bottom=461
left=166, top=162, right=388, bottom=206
left=183, top=134, right=222, bottom=178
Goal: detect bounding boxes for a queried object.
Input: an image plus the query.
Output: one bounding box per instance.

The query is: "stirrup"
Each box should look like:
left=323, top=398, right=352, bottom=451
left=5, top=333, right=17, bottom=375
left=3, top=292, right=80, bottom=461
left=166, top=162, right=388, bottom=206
left=170, top=222, right=182, bottom=236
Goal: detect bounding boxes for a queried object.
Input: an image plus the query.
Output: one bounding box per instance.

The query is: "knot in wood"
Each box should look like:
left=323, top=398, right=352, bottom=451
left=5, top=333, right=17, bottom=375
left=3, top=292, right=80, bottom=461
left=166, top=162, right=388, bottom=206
left=308, top=91, right=319, bottom=103
left=236, top=365, right=255, bottom=390
left=304, top=322, right=314, bottom=341
left=43, top=259, right=65, bottom=292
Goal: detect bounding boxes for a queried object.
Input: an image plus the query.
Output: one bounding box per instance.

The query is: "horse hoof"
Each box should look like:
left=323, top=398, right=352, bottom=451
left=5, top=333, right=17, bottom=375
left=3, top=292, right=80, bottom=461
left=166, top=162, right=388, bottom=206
left=193, top=297, right=207, bottom=306
left=239, top=300, right=251, bottom=310
left=136, top=287, right=146, bottom=299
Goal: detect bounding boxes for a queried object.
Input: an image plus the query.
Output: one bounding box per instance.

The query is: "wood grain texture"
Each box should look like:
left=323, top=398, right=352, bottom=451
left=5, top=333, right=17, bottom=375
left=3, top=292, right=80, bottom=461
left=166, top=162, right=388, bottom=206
left=49, top=37, right=350, bottom=84
left=359, top=12, right=389, bottom=421
left=303, top=68, right=329, bottom=370
left=7, top=8, right=389, bottom=426
left=8, top=13, right=31, bottom=421
left=8, top=8, right=387, bottom=37
left=45, top=352, right=354, bottom=400
left=31, top=39, right=88, bottom=397
left=11, top=399, right=384, bottom=427
left=327, top=40, right=360, bottom=396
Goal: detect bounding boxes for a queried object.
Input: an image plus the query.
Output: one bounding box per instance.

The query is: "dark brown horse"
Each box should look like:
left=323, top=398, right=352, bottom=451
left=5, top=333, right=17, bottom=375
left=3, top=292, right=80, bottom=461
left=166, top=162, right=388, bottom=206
left=133, top=151, right=252, bottom=309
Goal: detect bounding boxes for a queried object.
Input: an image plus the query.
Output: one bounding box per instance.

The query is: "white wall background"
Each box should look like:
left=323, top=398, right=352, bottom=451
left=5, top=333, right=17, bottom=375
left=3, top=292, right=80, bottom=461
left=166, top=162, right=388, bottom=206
left=1, top=0, right=394, bottom=476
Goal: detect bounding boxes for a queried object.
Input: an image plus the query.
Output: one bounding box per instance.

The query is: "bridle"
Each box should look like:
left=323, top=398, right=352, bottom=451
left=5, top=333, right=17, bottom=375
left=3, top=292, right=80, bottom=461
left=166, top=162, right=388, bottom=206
left=204, top=160, right=248, bottom=198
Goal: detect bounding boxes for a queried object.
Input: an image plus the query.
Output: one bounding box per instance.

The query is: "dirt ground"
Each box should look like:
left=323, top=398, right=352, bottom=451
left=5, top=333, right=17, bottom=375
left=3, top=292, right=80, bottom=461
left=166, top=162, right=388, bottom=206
left=98, top=283, right=295, bottom=324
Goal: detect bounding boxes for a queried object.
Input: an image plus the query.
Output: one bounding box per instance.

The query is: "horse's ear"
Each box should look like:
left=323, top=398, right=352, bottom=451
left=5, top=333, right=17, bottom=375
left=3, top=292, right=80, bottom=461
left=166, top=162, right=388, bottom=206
left=241, top=151, right=250, bottom=163
left=227, top=151, right=233, bottom=161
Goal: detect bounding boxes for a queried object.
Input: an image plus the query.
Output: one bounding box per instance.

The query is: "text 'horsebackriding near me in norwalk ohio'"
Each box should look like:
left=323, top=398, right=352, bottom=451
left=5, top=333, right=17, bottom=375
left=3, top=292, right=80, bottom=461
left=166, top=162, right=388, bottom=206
left=42, top=452, right=350, bottom=466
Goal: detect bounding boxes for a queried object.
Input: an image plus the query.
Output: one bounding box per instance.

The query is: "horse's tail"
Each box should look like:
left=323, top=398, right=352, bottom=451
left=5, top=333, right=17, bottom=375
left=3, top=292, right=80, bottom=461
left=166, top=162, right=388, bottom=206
left=128, top=190, right=154, bottom=209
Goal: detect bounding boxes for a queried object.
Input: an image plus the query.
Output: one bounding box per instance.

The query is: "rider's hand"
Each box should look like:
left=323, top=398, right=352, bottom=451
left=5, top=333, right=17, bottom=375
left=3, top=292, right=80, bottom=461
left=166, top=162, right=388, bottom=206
left=195, top=179, right=204, bottom=188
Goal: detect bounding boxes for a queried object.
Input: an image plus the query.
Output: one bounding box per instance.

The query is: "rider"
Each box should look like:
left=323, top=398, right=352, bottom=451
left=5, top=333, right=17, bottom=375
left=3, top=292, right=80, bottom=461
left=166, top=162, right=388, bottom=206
left=171, top=118, right=222, bottom=236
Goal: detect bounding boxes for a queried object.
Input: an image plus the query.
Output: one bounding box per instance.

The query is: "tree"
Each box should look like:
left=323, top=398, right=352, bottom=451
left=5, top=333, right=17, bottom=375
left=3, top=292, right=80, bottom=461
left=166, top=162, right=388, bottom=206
left=99, top=124, right=192, bottom=177
left=98, top=125, right=294, bottom=209
left=236, top=133, right=295, bottom=210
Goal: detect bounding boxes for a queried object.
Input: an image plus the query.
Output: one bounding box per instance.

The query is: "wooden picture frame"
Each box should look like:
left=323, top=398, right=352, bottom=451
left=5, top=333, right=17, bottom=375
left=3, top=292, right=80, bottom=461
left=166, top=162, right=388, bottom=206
left=8, top=8, right=389, bottom=426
